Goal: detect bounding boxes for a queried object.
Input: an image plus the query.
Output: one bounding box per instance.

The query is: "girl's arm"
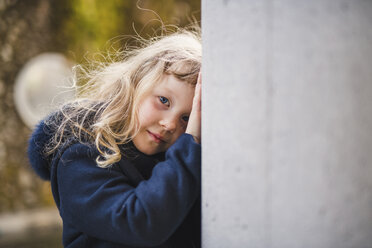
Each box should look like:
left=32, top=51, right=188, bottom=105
left=57, top=133, right=200, bottom=246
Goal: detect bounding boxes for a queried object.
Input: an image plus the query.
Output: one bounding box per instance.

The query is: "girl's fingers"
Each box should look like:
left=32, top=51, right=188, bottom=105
left=194, top=85, right=201, bottom=110
left=197, top=71, right=202, bottom=84
left=194, top=73, right=202, bottom=111
left=185, top=72, right=202, bottom=143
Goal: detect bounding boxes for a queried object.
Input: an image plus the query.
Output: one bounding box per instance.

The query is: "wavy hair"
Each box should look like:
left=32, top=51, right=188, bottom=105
left=45, top=27, right=201, bottom=167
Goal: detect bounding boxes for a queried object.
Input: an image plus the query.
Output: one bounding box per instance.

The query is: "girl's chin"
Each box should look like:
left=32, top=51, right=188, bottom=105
left=133, top=142, right=166, bottom=155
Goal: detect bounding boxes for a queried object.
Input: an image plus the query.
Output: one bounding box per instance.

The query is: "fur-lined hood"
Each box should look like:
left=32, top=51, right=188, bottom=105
left=28, top=118, right=56, bottom=180
left=28, top=103, right=101, bottom=181
left=27, top=109, right=84, bottom=180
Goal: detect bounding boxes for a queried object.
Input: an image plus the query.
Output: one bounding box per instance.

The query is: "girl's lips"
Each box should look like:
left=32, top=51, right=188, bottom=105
left=147, top=131, right=165, bottom=143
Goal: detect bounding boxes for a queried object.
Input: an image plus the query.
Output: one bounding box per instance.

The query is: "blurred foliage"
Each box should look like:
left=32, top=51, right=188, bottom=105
left=0, top=0, right=61, bottom=213
left=56, top=0, right=200, bottom=63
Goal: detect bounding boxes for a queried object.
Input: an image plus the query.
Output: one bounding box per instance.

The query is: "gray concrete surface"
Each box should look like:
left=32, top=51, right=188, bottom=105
left=202, top=0, right=372, bottom=247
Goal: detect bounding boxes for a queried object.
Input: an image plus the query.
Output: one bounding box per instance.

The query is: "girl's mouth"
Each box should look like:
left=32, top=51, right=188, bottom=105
left=147, top=131, right=165, bottom=143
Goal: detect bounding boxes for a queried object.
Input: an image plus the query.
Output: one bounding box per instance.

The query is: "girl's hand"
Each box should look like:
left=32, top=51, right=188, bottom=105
left=186, top=72, right=202, bottom=144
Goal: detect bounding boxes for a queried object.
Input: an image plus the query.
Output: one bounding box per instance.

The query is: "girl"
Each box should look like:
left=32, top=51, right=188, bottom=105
left=28, top=28, right=202, bottom=248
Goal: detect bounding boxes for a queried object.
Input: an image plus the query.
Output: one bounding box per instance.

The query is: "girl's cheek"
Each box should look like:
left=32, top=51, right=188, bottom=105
left=177, top=121, right=188, bottom=134
left=180, top=122, right=187, bottom=130
left=153, top=98, right=167, bottom=111
left=138, top=100, right=158, bottom=123
left=148, top=98, right=162, bottom=111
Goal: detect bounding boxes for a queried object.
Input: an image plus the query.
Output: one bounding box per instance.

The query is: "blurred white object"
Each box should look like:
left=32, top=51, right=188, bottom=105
left=0, top=207, right=62, bottom=244
left=14, top=53, right=76, bottom=128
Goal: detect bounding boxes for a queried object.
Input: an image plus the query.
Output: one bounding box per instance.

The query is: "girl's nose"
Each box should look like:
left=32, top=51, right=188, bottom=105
left=159, top=117, right=177, bottom=133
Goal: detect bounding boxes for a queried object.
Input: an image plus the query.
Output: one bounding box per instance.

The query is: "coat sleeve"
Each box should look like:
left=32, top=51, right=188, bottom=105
left=57, top=133, right=201, bottom=246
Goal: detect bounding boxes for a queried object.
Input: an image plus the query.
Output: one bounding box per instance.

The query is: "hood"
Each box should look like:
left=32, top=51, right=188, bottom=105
left=28, top=119, right=55, bottom=180
left=28, top=106, right=99, bottom=180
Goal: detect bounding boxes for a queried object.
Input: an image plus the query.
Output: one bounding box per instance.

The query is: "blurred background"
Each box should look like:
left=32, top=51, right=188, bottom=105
left=0, top=0, right=200, bottom=247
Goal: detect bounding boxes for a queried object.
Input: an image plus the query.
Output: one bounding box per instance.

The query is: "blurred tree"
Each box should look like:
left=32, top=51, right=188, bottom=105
left=0, top=0, right=64, bottom=213
left=57, top=0, right=200, bottom=62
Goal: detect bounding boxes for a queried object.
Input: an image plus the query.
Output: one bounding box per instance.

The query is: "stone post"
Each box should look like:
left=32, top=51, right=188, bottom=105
left=202, top=1, right=372, bottom=247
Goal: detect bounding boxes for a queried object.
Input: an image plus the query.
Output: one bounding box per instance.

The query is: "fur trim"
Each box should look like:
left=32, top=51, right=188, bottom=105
left=27, top=120, right=52, bottom=180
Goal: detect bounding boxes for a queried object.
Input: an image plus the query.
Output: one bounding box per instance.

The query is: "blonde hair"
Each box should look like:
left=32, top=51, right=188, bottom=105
left=45, top=28, right=201, bottom=167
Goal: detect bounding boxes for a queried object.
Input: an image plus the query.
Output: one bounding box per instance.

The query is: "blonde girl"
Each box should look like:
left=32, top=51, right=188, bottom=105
left=28, top=28, right=202, bottom=248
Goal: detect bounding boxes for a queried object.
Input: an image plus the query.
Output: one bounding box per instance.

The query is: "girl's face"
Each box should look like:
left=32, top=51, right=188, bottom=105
left=132, top=74, right=195, bottom=155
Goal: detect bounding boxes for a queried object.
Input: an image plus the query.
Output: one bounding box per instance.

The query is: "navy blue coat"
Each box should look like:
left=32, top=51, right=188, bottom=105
left=28, top=117, right=201, bottom=248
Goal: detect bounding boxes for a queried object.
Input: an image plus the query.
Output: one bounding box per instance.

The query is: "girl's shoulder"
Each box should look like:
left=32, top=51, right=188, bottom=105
left=28, top=108, right=98, bottom=180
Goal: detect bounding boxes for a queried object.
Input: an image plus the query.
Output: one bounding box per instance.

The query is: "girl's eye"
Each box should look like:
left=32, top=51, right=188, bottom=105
left=159, top=96, right=169, bottom=106
left=182, top=116, right=189, bottom=122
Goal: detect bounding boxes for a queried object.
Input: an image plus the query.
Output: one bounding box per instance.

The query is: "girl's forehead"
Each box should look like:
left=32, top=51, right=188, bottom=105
left=154, top=74, right=194, bottom=106
left=156, top=74, right=194, bottom=93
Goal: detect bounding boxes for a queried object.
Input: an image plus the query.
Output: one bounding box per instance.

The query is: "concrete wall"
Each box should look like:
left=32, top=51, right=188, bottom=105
left=202, top=0, right=372, bottom=247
